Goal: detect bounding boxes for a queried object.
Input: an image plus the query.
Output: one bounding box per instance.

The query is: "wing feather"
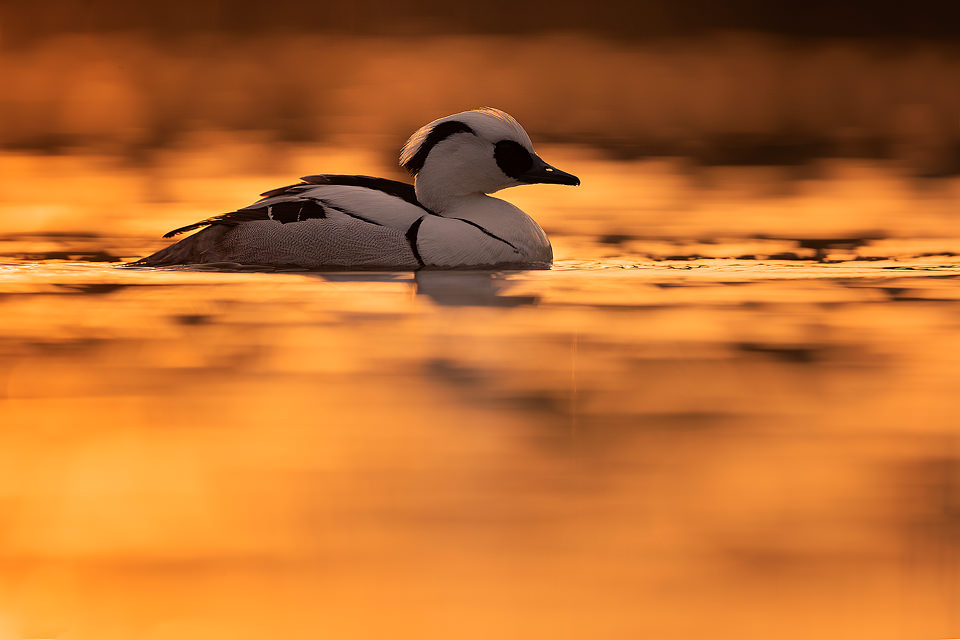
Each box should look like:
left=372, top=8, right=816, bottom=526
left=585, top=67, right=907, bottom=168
left=162, top=175, right=428, bottom=238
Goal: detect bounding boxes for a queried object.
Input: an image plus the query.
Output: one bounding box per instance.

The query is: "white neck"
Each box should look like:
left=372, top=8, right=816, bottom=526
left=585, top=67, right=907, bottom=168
left=415, top=167, right=504, bottom=216
left=414, top=174, right=466, bottom=215
left=437, top=193, right=503, bottom=222
left=411, top=135, right=519, bottom=214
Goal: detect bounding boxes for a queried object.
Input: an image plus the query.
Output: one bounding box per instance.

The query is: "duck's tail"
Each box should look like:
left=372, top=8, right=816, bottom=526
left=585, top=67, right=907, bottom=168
left=127, top=225, right=231, bottom=267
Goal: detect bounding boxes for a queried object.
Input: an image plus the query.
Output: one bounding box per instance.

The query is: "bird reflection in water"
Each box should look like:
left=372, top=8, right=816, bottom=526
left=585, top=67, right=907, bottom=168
left=310, top=271, right=540, bottom=307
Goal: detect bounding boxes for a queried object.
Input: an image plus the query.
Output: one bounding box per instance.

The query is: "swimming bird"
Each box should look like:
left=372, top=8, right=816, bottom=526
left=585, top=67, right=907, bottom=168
left=134, top=108, right=579, bottom=269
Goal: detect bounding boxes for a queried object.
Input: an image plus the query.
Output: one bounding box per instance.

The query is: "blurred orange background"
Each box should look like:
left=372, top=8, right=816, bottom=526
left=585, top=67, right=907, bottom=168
left=1, top=4, right=960, bottom=640
left=0, top=2, right=958, bottom=174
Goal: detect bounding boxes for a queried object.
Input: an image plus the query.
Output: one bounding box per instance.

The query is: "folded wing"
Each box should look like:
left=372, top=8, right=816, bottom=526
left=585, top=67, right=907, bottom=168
left=163, top=175, right=430, bottom=238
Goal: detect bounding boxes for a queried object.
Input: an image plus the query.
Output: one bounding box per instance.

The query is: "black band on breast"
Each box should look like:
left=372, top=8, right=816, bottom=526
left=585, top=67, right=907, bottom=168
left=452, top=218, right=519, bottom=253
left=406, top=216, right=426, bottom=267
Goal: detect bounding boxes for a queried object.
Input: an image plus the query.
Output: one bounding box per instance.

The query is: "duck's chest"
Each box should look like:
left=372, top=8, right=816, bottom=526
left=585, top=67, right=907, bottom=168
left=416, top=203, right=552, bottom=267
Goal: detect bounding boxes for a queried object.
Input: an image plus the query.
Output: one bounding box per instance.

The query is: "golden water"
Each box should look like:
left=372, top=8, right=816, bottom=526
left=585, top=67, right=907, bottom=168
left=1, top=145, right=959, bottom=639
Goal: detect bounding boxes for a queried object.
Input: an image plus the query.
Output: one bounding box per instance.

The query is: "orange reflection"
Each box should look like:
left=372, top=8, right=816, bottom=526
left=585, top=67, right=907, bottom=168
left=0, top=30, right=959, bottom=640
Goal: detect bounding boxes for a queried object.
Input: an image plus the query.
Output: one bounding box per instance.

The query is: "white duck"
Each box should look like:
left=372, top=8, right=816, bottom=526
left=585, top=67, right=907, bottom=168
left=134, top=108, right=579, bottom=269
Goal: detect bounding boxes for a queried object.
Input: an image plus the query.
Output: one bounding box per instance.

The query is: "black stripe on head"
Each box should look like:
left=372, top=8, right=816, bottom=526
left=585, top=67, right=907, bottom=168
left=402, top=120, right=476, bottom=175
left=494, top=140, right=533, bottom=180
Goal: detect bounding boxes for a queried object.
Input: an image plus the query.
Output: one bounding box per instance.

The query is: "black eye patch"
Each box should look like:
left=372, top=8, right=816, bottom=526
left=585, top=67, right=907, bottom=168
left=494, top=140, right=533, bottom=180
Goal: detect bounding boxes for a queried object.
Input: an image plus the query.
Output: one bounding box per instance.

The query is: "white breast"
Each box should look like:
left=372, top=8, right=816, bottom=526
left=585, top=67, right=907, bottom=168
left=416, top=196, right=552, bottom=267
left=416, top=216, right=520, bottom=267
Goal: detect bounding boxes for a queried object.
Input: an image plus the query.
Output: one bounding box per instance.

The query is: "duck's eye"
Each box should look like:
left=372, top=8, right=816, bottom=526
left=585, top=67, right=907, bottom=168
left=494, top=140, right=533, bottom=179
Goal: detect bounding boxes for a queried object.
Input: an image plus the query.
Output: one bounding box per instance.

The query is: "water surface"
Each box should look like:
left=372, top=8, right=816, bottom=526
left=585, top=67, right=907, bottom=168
left=1, top=149, right=959, bottom=639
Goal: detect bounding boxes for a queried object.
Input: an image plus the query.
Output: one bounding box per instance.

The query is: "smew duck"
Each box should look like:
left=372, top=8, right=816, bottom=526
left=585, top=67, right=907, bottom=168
left=134, top=108, right=579, bottom=269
